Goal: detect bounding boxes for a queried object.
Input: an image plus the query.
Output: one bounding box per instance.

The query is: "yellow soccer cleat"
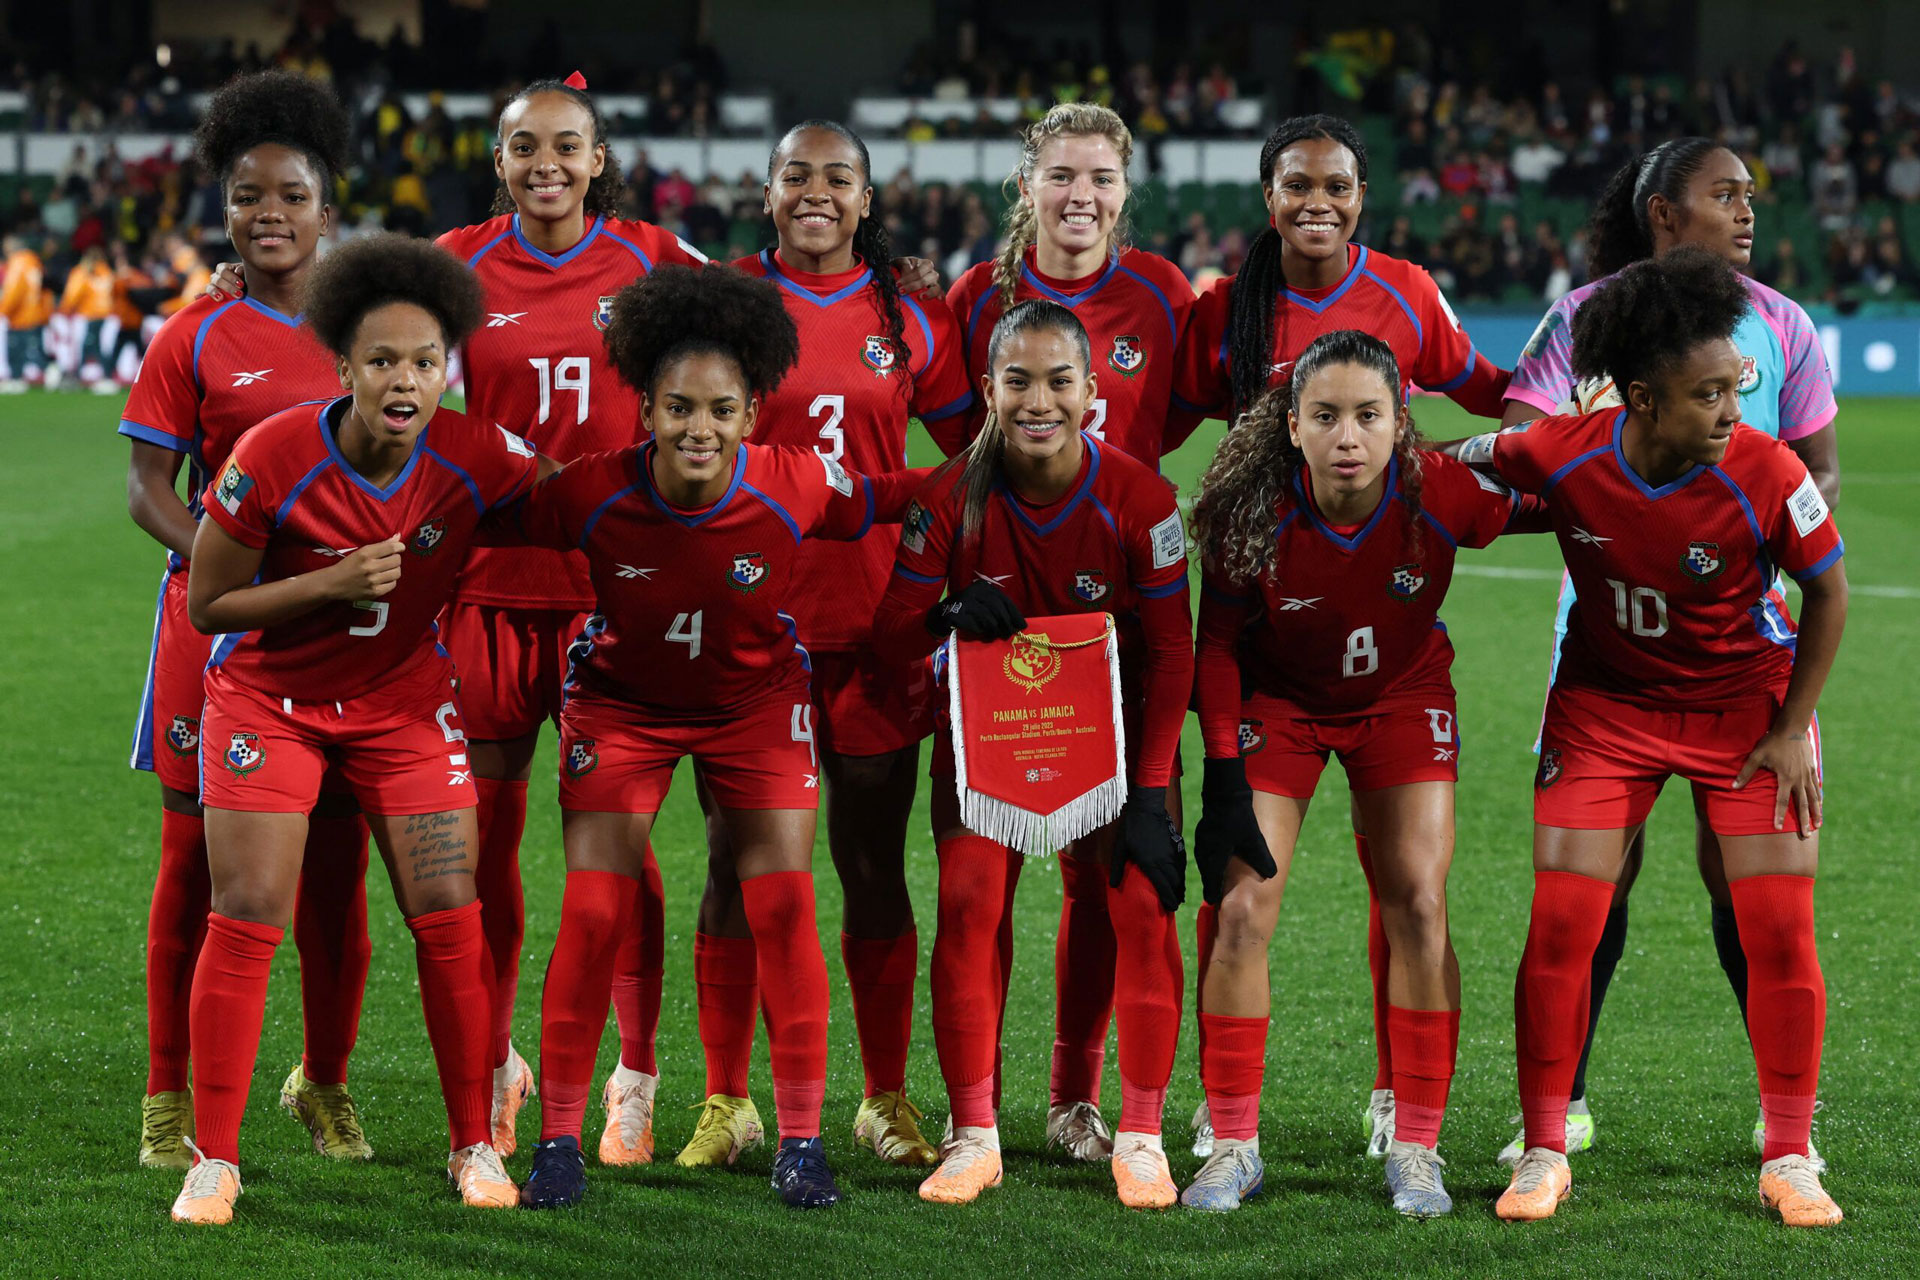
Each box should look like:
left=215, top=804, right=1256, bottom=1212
left=1111, top=1133, right=1178, bottom=1210
left=170, top=1148, right=241, bottom=1225
left=280, top=1064, right=373, bottom=1160
left=853, top=1091, right=939, bottom=1166
left=489, top=1048, right=535, bottom=1159
left=918, top=1130, right=1003, bottom=1204
left=140, top=1090, right=194, bottom=1170
left=598, top=1067, right=658, bottom=1167
left=1496, top=1147, right=1572, bottom=1221
left=447, top=1142, right=519, bottom=1209
left=1759, top=1154, right=1843, bottom=1228
left=674, top=1094, right=765, bottom=1168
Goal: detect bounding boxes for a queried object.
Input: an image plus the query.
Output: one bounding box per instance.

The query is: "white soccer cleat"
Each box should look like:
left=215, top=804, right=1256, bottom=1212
left=1045, top=1100, right=1114, bottom=1162
left=1364, top=1088, right=1395, bottom=1159
left=1497, top=1096, right=1593, bottom=1166
left=1190, top=1099, right=1215, bottom=1159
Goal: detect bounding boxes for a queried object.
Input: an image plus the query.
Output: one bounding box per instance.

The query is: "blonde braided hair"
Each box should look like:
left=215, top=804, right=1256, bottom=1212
left=993, top=103, right=1136, bottom=307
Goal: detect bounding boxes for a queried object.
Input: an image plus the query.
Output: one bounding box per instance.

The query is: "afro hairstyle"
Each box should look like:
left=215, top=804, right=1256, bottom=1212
left=194, top=69, right=351, bottom=195
left=301, top=233, right=485, bottom=356
left=603, top=263, right=800, bottom=399
left=1569, top=245, right=1750, bottom=395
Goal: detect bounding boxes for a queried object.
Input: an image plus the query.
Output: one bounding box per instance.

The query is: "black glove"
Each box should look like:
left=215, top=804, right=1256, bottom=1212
left=1110, top=784, right=1187, bottom=911
left=1193, top=757, right=1277, bottom=906
left=926, top=579, right=1026, bottom=640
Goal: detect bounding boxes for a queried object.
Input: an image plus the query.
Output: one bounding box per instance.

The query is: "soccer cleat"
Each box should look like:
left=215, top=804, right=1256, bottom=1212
left=448, top=1142, right=519, bottom=1209
left=1180, top=1139, right=1264, bottom=1212
left=1753, top=1102, right=1826, bottom=1174
left=1384, top=1139, right=1453, bottom=1218
left=170, top=1148, right=242, bottom=1225
left=853, top=1090, right=939, bottom=1166
left=674, top=1094, right=765, bottom=1168
left=489, top=1049, right=535, bottom=1158
left=918, top=1129, right=1004, bottom=1204
left=1497, top=1096, right=1594, bottom=1166
left=521, top=1134, right=588, bottom=1209
left=1045, top=1100, right=1114, bottom=1162
left=279, top=1065, right=373, bottom=1160
left=598, top=1069, right=658, bottom=1166
left=140, top=1090, right=194, bottom=1170
left=1112, top=1133, right=1178, bottom=1209
left=770, top=1136, right=843, bottom=1209
left=1190, top=1100, right=1215, bottom=1160
left=1758, top=1153, right=1842, bottom=1228
left=1364, top=1088, right=1396, bottom=1159
left=1495, top=1147, right=1572, bottom=1221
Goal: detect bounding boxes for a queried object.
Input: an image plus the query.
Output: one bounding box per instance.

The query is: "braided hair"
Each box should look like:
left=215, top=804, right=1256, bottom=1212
left=1227, top=114, right=1369, bottom=424
left=194, top=69, right=350, bottom=197
left=954, top=300, right=1093, bottom=540
left=1584, top=137, right=1729, bottom=279
left=303, top=233, right=485, bottom=355
left=993, top=103, right=1135, bottom=307
left=490, top=75, right=626, bottom=220
left=767, top=120, right=906, bottom=379
left=1569, top=246, right=1749, bottom=397
left=603, top=263, right=799, bottom=400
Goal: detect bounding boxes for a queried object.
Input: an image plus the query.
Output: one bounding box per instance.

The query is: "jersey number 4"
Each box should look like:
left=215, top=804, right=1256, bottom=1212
left=667, top=610, right=703, bottom=659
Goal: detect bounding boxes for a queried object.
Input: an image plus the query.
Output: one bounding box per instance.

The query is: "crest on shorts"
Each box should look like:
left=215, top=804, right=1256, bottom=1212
left=1737, top=354, right=1759, bottom=394
left=729, top=551, right=767, bottom=593
left=1108, top=334, right=1144, bottom=376
left=1388, top=563, right=1428, bottom=601
left=564, top=737, right=598, bottom=778
left=1681, top=540, right=1724, bottom=581
left=593, top=295, right=616, bottom=331
left=223, top=732, right=263, bottom=776
left=901, top=499, right=933, bottom=555
left=1002, top=632, right=1061, bottom=693
left=1237, top=719, right=1266, bottom=756
left=861, top=335, right=897, bottom=375
left=165, top=714, right=200, bottom=757
left=413, top=517, right=447, bottom=556
left=1072, top=568, right=1110, bottom=605
left=1536, top=747, right=1562, bottom=789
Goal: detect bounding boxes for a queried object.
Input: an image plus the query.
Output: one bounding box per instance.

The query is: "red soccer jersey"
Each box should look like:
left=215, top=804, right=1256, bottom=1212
left=437, top=214, right=707, bottom=610
left=948, top=248, right=1198, bottom=466
left=200, top=399, right=538, bottom=701
left=876, top=436, right=1194, bottom=785
left=1172, top=243, right=1509, bottom=432
left=732, top=249, right=974, bottom=650
left=1196, top=451, right=1540, bottom=752
left=1486, top=410, right=1844, bottom=708
left=118, top=295, right=339, bottom=573
left=510, top=442, right=902, bottom=718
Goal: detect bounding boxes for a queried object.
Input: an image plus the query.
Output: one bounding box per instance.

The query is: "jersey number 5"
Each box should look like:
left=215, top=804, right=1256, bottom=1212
left=530, top=356, right=590, bottom=426
left=348, top=600, right=388, bottom=636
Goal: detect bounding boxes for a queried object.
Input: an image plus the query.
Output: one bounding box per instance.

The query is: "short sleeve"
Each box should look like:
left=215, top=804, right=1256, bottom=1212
left=800, top=450, right=881, bottom=541
left=1171, top=276, right=1231, bottom=418
left=478, top=423, right=540, bottom=512
left=893, top=473, right=958, bottom=587
left=906, top=294, right=976, bottom=426
left=1773, top=297, right=1838, bottom=441
left=1506, top=296, right=1579, bottom=415
left=1423, top=452, right=1520, bottom=549
left=1126, top=478, right=1190, bottom=596
left=513, top=456, right=602, bottom=551
left=119, top=308, right=203, bottom=451
left=1762, top=453, right=1843, bottom=582
left=1408, top=269, right=1475, bottom=387
left=1480, top=417, right=1570, bottom=494
left=200, top=440, right=275, bottom=548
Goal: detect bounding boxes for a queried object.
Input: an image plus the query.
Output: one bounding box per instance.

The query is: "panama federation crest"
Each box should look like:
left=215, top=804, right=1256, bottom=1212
left=861, top=335, right=897, bottom=375
left=1072, top=569, right=1110, bottom=605
left=165, top=715, right=200, bottom=757
left=1108, top=334, right=1144, bottom=377
left=1002, top=632, right=1062, bottom=693
left=1388, top=563, right=1428, bottom=601
left=564, top=737, right=598, bottom=778
left=1681, top=540, right=1724, bottom=581
left=413, top=517, right=447, bottom=556
left=729, top=551, right=767, bottom=593
left=224, top=732, right=263, bottom=777
left=593, top=295, right=616, bottom=331
left=1237, top=719, right=1266, bottom=756
left=1537, top=747, right=1562, bottom=789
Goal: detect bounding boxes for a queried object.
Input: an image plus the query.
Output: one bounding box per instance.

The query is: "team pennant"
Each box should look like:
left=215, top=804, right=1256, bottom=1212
left=947, top=613, right=1125, bottom=857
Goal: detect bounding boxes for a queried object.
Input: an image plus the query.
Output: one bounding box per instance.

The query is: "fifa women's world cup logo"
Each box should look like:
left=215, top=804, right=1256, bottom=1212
left=1002, top=632, right=1062, bottom=693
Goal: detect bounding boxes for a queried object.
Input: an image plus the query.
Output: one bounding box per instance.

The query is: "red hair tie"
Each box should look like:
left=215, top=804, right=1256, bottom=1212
left=564, top=71, right=588, bottom=90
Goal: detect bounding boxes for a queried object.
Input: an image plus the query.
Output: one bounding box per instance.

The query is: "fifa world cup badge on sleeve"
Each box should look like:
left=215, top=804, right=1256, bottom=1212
left=215, top=460, right=254, bottom=515
left=901, top=500, right=932, bottom=555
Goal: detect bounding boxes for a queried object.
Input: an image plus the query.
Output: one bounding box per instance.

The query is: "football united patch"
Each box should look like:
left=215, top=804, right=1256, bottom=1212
left=1108, top=334, right=1144, bottom=377
left=413, top=517, right=447, bottom=556
left=729, top=551, right=767, bottom=593
left=224, top=731, right=264, bottom=777
left=1680, top=540, right=1723, bottom=581
left=1388, top=563, right=1428, bottom=601
left=861, top=335, right=897, bottom=375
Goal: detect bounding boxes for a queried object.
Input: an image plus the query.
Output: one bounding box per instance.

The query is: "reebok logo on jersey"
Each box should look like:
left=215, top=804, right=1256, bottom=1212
left=1277, top=596, right=1322, bottom=611
left=1787, top=474, right=1830, bottom=537
left=974, top=572, right=1013, bottom=586
left=311, top=546, right=352, bottom=558
left=486, top=312, right=526, bottom=327
left=229, top=369, right=271, bottom=387
left=614, top=565, right=656, bottom=580
left=1433, top=747, right=1458, bottom=762
left=1570, top=526, right=1612, bottom=546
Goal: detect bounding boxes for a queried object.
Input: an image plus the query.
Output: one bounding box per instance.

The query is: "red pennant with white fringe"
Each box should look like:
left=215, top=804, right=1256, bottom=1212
left=947, top=613, right=1126, bottom=857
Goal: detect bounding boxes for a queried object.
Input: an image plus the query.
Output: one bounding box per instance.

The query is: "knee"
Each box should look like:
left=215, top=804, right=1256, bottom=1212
left=1214, top=892, right=1273, bottom=958
left=408, top=880, right=477, bottom=918
left=211, top=885, right=292, bottom=928
left=1379, top=882, right=1449, bottom=945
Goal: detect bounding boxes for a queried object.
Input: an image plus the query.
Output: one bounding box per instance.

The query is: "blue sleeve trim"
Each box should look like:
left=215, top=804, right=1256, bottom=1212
left=1426, top=344, right=1480, bottom=393
left=1790, top=542, right=1844, bottom=583
left=1136, top=577, right=1189, bottom=598
left=920, top=390, right=973, bottom=422
left=580, top=482, right=639, bottom=547
left=902, top=294, right=937, bottom=375
left=894, top=564, right=944, bottom=584
left=1359, top=268, right=1422, bottom=345
left=1115, top=263, right=1179, bottom=345
left=120, top=418, right=191, bottom=450
left=1202, top=583, right=1249, bottom=606
left=854, top=476, right=876, bottom=540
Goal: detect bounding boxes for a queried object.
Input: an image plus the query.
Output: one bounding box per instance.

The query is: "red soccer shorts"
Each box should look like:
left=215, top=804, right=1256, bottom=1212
left=1534, top=683, right=1821, bottom=836
left=438, top=600, right=589, bottom=741
left=557, top=685, right=821, bottom=814
left=808, top=648, right=935, bottom=758
left=1239, top=690, right=1462, bottom=798
left=132, top=571, right=212, bottom=793
left=199, top=652, right=476, bottom=815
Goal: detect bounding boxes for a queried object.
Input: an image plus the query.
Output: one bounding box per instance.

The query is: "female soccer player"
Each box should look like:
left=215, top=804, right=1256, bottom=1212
left=508, top=264, right=927, bottom=1210
left=170, top=234, right=543, bottom=1224
left=120, top=69, right=375, bottom=1170
left=668, top=119, right=973, bottom=1171
left=874, top=300, right=1194, bottom=1209
left=1183, top=330, right=1545, bottom=1216
left=1494, top=138, right=1842, bottom=1166
left=1173, top=112, right=1513, bottom=1160
left=945, top=101, right=1197, bottom=1163
left=1457, top=248, right=1846, bottom=1228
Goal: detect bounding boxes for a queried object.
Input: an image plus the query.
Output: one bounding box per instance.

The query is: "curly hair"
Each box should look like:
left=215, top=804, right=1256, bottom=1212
left=1569, top=246, right=1749, bottom=397
left=766, top=120, right=906, bottom=383
left=194, top=69, right=351, bottom=195
left=490, top=77, right=627, bottom=221
left=1227, top=114, right=1370, bottom=425
left=993, top=103, right=1136, bottom=307
left=1584, top=137, right=1729, bottom=279
left=1193, top=330, right=1425, bottom=585
left=302, top=233, right=485, bottom=356
left=603, top=263, right=799, bottom=399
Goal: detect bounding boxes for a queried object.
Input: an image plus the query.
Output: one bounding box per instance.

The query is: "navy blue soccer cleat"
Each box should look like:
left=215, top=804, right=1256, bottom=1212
left=520, top=1134, right=587, bottom=1209
left=770, top=1136, right=844, bottom=1209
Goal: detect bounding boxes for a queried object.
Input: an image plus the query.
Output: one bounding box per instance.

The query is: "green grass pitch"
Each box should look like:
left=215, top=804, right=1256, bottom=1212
left=1, top=392, right=1914, bottom=1278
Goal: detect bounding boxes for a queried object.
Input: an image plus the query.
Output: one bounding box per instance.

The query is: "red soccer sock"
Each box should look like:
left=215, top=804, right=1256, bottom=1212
left=693, top=932, right=759, bottom=1097
left=1729, top=875, right=1826, bottom=1161
left=146, top=808, right=210, bottom=1095
left=1193, top=901, right=1218, bottom=1062
left=611, top=844, right=665, bottom=1075
left=188, top=913, right=283, bottom=1164
left=1355, top=833, right=1393, bottom=1091
left=1514, top=870, right=1614, bottom=1153
left=1200, top=1012, right=1268, bottom=1142
left=1388, top=1005, right=1456, bottom=1149
left=1050, top=852, right=1115, bottom=1107
left=293, top=814, right=371, bottom=1086
left=842, top=930, right=918, bottom=1097
left=406, top=900, right=496, bottom=1151
left=992, top=854, right=1018, bottom=1111
left=932, top=835, right=1022, bottom=1128
left=537, top=871, right=637, bottom=1142
left=1109, top=865, right=1182, bottom=1134
left=472, top=776, right=528, bottom=1068
left=740, top=871, right=830, bottom=1141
